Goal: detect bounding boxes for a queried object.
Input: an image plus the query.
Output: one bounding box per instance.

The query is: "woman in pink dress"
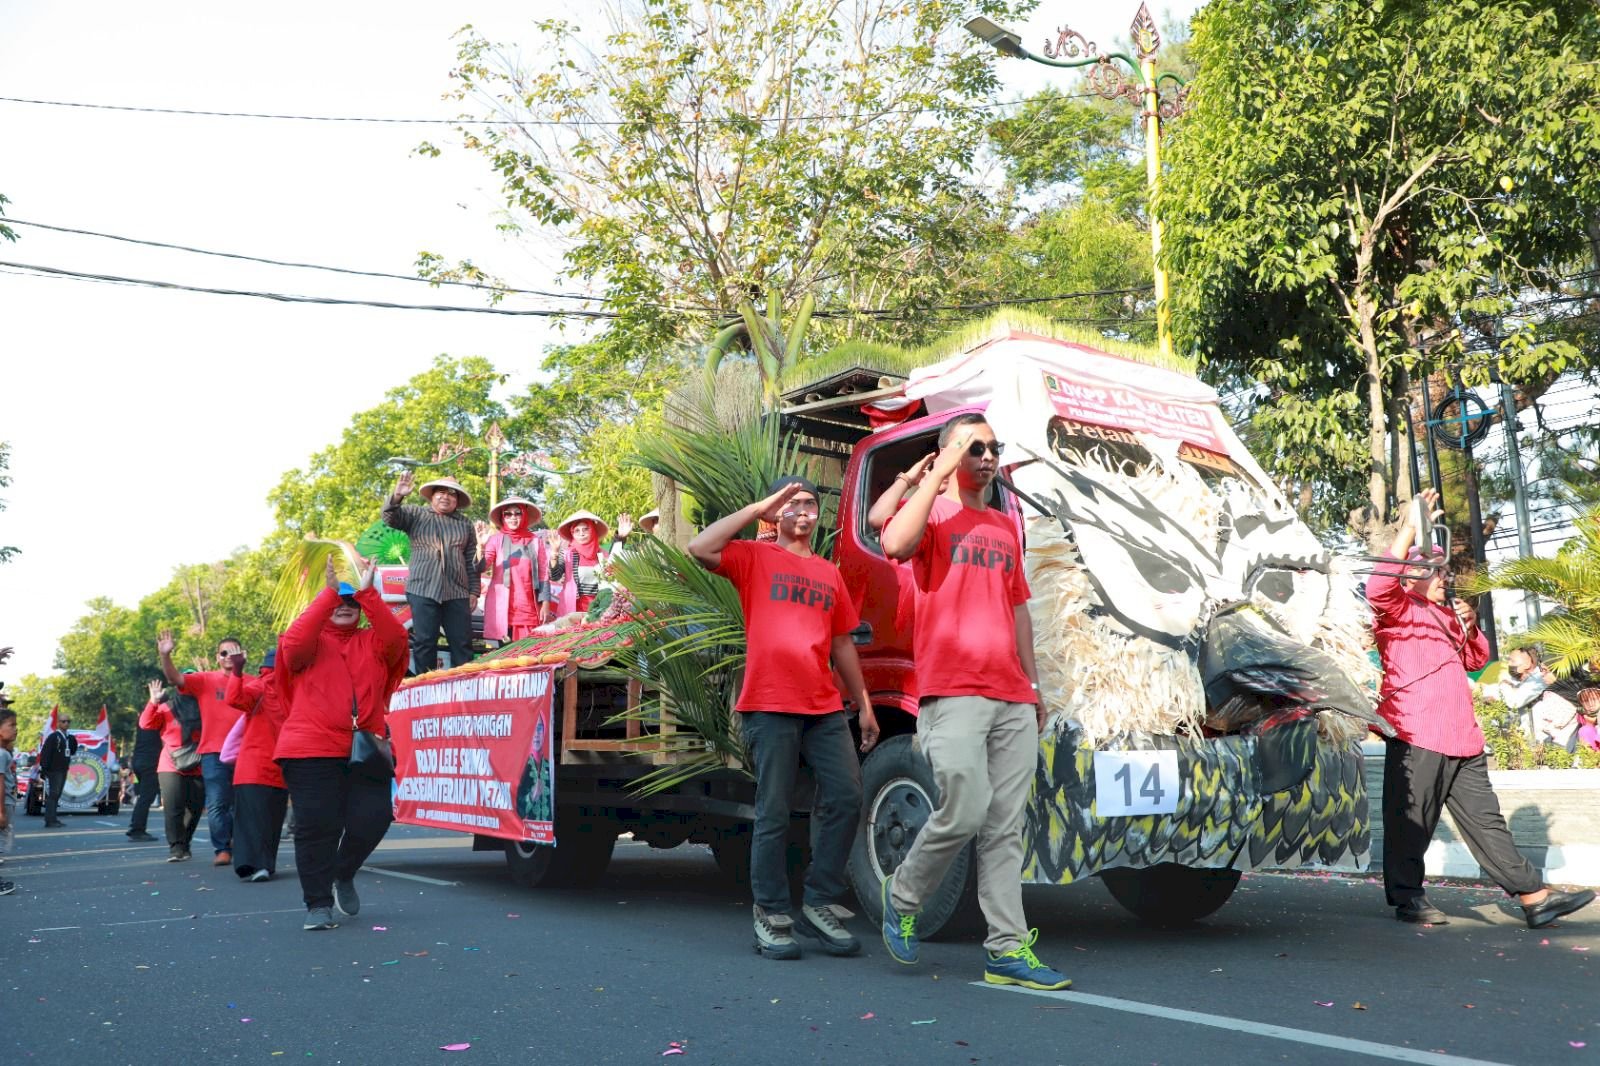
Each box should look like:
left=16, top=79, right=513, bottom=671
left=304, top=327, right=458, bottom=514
left=481, top=498, right=552, bottom=644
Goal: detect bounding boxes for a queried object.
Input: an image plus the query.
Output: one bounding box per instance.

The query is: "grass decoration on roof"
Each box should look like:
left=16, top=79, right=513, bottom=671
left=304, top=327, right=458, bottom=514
left=780, top=310, right=1192, bottom=396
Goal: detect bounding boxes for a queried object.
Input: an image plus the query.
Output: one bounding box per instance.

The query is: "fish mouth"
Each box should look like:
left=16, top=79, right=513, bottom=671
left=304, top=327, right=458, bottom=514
left=1198, top=611, right=1391, bottom=737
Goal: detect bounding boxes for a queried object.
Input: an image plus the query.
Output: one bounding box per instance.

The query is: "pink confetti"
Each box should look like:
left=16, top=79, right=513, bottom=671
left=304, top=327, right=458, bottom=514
left=1572, top=1043, right=1587, bottom=1049
left=506, top=914, right=520, bottom=919
left=1573, top=946, right=1590, bottom=952
left=241, top=1018, right=253, bottom=1023
left=860, top=1012, right=876, bottom=1020
left=373, top=926, right=388, bottom=932
left=662, top=1052, right=685, bottom=1058
left=1314, top=1001, right=1334, bottom=1007
left=440, top=1043, right=471, bottom=1052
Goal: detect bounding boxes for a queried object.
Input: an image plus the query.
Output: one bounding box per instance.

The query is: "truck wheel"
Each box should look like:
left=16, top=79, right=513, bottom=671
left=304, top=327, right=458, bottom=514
left=101, top=801, right=121, bottom=816
left=25, top=785, right=42, bottom=817
left=1100, top=864, right=1242, bottom=926
left=505, top=808, right=617, bottom=889
left=847, top=734, right=979, bottom=940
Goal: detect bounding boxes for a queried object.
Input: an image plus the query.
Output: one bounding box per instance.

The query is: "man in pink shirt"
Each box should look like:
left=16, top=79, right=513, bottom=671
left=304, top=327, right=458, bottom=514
left=1371, top=490, right=1592, bottom=928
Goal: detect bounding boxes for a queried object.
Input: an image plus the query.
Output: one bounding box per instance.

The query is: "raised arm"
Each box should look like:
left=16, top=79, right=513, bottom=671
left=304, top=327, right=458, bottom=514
left=881, top=427, right=974, bottom=560
left=867, top=455, right=936, bottom=533
left=156, top=629, right=183, bottom=687
left=381, top=470, right=417, bottom=532
left=687, top=482, right=803, bottom=571
left=224, top=672, right=266, bottom=713
left=1367, top=489, right=1441, bottom=619
left=281, top=560, right=342, bottom=673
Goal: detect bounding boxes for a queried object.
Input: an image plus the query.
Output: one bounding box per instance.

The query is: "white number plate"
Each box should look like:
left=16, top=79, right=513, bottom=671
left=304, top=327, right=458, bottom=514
left=1093, top=750, right=1180, bottom=816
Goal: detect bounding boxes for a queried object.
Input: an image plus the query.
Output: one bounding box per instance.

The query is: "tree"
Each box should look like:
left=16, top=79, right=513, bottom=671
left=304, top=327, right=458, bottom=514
left=1162, top=0, right=1600, bottom=532
left=0, top=440, right=17, bottom=563
left=1470, top=504, right=1600, bottom=677
left=52, top=598, right=151, bottom=744
left=6, top=673, right=60, bottom=753
left=269, top=355, right=510, bottom=542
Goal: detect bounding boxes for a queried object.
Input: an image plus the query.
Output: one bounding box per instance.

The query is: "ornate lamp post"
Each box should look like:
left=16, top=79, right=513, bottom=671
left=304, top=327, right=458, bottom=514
left=965, top=4, right=1189, bottom=359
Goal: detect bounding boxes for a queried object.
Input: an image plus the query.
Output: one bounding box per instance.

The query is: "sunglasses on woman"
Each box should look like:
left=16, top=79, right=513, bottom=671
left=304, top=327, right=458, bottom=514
left=966, top=440, right=1005, bottom=458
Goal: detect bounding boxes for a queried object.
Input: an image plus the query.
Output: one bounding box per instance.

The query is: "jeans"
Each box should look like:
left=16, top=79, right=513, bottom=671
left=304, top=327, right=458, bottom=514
left=128, top=769, right=160, bottom=833
left=280, top=757, right=394, bottom=910
left=43, top=769, right=67, bottom=822
left=158, top=772, right=205, bottom=851
left=740, top=711, right=861, bottom=915
left=407, top=594, right=473, bottom=673
left=200, top=752, right=235, bottom=853
left=232, top=784, right=289, bottom=877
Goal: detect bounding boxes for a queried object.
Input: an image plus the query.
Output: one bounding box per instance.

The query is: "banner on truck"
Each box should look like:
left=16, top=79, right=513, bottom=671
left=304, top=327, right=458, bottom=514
left=388, top=666, right=557, bottom=844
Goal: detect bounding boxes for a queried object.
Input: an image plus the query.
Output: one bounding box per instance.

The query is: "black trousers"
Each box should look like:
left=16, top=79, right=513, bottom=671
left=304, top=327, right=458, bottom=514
left=128, top=769, right=160, bottom=832
left=280, top=757, right=393, bottom=910
left=407, top=594, right=472, bottom=673
left=1382, top=739, right=1543, bottom=905
left=43, top=769, right=67, bottom=821
left=158, top=772, right=205, bottom=851
left=233, top=784, right=289, bottom=877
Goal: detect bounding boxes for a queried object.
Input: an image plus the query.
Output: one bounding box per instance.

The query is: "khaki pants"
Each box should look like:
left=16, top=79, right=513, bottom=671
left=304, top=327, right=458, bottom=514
left=889, top=695, right=1036, bottom=954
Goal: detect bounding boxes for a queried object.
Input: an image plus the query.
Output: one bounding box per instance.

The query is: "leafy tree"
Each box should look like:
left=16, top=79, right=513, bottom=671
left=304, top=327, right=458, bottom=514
left=1468, top=504, right=1600, bottom=677
left=1162, top=0, right=1600, bottom=532
left=6, top=673, right=60, bottom=753
left=52, top=598, right=151, bottom=744
left=0, top=440, right=17, bottom=563
left=0, top=192, right=14, bottom=244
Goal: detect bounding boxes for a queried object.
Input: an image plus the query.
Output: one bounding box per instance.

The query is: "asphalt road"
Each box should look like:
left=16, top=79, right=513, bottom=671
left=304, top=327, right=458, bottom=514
left=4, top=814, right=1597, bottom=1066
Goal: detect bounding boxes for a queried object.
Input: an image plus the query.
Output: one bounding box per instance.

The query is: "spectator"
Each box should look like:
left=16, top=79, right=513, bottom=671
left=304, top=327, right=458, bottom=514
left=1369, top=489, right=1593, bottom=928
left=878, top=414, right=1071, bottom=991
left=1576, top=689, right=1600, bottom=753
left=157, top=632, right=248, bottom=867
left=275, top=559, right=407, bottom=931
left=0, top=707, right=17, bottom=895
left=481, top=497, right=553, bottom=643
left=139, top=680, right=204, bottom=862
left=689, top=476, right=879, bottom=961
left=125, top=698, right=162, bottom=842
left=38, top=710, right=77, bottom=827
left=383, top=471, right=478, bottom=672
left=550, top=511, right=613, bottom=616
left=225, top=649, right=289, bottom=882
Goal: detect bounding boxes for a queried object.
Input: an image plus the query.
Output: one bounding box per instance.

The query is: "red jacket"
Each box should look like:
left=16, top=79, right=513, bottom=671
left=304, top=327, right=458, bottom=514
left=273, top=587, right=408, bottom=761
left=138, top=701, right=201, bottom=777
left=226, top=670, right=288, bottom=789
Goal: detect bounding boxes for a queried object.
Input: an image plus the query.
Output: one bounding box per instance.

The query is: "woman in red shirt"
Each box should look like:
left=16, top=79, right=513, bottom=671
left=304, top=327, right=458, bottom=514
left=139, top=679, right=204, bottom=863
left=275, top=559, right=408, bottom=931
left=481, top=497, right=552, bottom=643
left=225, top=649, right=288, bottom=882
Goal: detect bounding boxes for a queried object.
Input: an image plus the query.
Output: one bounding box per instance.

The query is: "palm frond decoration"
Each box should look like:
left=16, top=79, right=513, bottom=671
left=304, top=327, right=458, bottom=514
left=355, top=520, right=411, bottom=564
left=271, top=537, right=365, bottom=631
left=1464, top=505, right=1600, bottom=676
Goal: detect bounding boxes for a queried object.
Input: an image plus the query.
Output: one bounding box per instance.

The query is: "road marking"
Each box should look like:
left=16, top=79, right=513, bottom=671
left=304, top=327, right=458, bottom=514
left=33, top=908, right=303, bottom=932
left=95, top=820, right=121, bottom=827
left=974, top=984, right=1514, bottom=1066
left=360, top=865, right=459, bottom=887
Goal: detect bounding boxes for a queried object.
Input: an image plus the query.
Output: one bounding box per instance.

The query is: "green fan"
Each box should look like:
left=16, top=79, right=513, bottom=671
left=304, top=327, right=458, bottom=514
left=355, top=520, right=411, bottom=564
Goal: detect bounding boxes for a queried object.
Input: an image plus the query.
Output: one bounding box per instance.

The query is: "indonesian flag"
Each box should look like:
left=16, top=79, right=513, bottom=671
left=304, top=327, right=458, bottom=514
left=45, top=704, right=59, bottom=733
left=92, top=706, right=110, bottom=741
left=862, top=395, right=922, bottom=429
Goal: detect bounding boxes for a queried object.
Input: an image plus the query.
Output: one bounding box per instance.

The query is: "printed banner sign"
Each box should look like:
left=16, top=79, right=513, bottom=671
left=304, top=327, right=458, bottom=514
left=388, top=666, right=557, bottom=844
left=1043, top=370, right=1226, bottom=454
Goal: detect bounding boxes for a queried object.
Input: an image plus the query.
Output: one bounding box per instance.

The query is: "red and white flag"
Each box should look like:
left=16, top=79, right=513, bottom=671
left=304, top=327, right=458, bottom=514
left=92, top=706, right=110, bottom=741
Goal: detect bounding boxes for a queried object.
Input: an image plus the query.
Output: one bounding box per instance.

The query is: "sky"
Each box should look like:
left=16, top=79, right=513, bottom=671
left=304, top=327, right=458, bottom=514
left=0, top=0, right=1203, bottom=683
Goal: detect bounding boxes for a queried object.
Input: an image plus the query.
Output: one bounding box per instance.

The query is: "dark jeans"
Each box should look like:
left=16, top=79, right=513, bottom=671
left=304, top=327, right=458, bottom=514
left=233, top=784, right=289, bottom=877
left=43, top=769, right=67, bottom=821
left=1382, top=739, right=1543, bottom=905
left=407, top=594, right=473, bottom=673
left=128, top=769, right=160, bottom=833
left=158, top=772, right=205, bottom=851
left=280, top=757, right=394, bottom=910
left=200, top=752, right=235, bottom=853
left=740, top=711, right=862, bottom=914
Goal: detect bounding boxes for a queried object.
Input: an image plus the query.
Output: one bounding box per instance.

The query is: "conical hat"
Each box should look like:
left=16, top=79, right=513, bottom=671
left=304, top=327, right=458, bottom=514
left=417, top=476, right=472, bottom=509
left=557, top=510, right=610, bottom=541
left=489, top=497, right=543, bottom=529
left=638, top=509, right=661, bottom=533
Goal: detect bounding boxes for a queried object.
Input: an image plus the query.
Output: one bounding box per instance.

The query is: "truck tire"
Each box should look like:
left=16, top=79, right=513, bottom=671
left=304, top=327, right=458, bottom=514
left=100, top=800, right=121, bottom=816
left=25, top=783, right=42, bottom=817
left=847, top=734, right=979, bottom=939
left=1100, top=864, right=1241, bottom=926
left=505, top=808, right=617, bottom=889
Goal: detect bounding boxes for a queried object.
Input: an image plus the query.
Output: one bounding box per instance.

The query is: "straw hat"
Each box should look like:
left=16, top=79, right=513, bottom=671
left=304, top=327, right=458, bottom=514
left=418, top=476, right=472, bottom=508
left=638, top=509, right=660, bottom=534
left=557, top=510, right=610, bottom=541
left=489, top=497, right=543, bottom=529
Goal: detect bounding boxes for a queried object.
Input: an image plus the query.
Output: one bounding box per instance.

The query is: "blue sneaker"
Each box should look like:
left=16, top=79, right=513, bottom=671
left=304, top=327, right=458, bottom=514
left=984, top=929, right=1071, bottom=990
left=881, top=874, right=919, bottom=965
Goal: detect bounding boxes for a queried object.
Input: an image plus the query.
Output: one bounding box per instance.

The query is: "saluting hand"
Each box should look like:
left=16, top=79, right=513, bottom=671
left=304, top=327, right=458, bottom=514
left=933, top=426, right=976, bottom=478
left=754, top=482, right=805, bottom=525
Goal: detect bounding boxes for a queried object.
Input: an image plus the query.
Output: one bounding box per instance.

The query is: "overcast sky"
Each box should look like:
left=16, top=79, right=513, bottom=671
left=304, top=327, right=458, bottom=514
left=0, top=0, right=1202, bottom=682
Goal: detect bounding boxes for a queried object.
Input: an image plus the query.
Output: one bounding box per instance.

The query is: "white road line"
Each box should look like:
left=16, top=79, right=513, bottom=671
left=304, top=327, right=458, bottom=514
left=95, top=820, right=121, bottom=827
left=33, top=908, right=303, bottom=932
left=360, top=865, right=459, bottom=887
left=974, top=984, right=1515, bottom=1066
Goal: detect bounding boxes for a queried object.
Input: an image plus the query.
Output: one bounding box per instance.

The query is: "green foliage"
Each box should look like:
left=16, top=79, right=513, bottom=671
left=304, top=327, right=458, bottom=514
left=630, top=400, right=805, bottom=532
left=1162, top=0, right=1600, bottom=528
left=269, top=355, right=509, bottom=542
left=1467, top=506, right=1600, bottom=677
left=0, top=192, right=14, bottom=244
left=0, top=440, right=16, bottom=563
left=542, top=417, right=657, bottom=526
left=354, top=520, right=411, bottom=564
left=6, top=673, right=60, bottom=752
left=1477, top=696, right=1600, bottom=770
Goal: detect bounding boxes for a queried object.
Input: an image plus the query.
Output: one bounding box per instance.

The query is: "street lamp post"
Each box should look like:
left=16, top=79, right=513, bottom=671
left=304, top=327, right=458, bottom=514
left=965, top=4, right=1188, bottom=360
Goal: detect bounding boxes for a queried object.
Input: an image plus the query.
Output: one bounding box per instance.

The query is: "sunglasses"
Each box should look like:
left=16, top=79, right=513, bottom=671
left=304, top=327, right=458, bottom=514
left=966, top=440, right=1005, bottom=458
left=781, top=502, right=821, bottom=517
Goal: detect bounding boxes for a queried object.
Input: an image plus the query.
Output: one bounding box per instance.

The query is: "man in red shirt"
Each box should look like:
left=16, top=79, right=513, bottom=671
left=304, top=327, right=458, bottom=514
left=158, top=631, right=248, bottom=867
left=690, top=476, right=879, bottom=960
left=1371, top=489, right=1592, bottom=928
left=879, top=413, right=1070, bottom=991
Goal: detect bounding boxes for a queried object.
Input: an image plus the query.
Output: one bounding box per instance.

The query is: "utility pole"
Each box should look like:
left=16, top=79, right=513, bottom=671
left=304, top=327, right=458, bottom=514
left=1492, top=367, right=1541, bottom=626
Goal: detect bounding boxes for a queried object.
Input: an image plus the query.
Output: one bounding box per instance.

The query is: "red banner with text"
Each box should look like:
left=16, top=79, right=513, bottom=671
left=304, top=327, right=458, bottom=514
left=1042, top=368, right=1226, bottom=454
left=388, top=666, right=557, bottom=844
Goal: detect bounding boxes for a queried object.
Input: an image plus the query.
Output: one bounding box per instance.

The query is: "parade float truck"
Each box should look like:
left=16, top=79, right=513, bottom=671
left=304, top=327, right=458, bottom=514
left=24, top=710, right=121, bottom=817
left=389, top=316, right=1388, bottom=929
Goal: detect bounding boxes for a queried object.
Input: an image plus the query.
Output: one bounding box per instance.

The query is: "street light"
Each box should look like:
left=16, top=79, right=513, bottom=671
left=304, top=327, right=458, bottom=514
left=964, top=3, right=1189, bottom=360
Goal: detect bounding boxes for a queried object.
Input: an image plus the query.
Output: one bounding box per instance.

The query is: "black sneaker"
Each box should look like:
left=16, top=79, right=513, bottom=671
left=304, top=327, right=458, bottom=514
left=126, top=830, right=157, bottom=842
left=166, top=848, right=186, bottom=863
left=1524, top=889, right=1596, bottom=929
left=1394, top=898, right=1449, bottom=924
left=0, top=880, right=15, bottom=896
left=753, top=905, right=801, bottom=960
left=796, top=903, right=861, bottom=956
left=333, top=879, right=360, bottom=916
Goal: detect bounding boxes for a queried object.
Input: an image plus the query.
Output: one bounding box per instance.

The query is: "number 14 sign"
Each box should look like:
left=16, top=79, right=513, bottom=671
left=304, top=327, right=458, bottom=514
left=1093, top=750, right=1181, bottom=816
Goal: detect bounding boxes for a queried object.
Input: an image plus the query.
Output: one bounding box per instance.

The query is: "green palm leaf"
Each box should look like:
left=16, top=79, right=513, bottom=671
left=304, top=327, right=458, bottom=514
left=270, top=538, right=364, bottom=631
left=1466, top=504, right=1600, bottom=676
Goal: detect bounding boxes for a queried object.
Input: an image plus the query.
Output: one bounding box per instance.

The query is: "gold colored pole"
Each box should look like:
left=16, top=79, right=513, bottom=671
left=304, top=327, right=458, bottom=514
left=1142, top=55, right=1173, bottom=361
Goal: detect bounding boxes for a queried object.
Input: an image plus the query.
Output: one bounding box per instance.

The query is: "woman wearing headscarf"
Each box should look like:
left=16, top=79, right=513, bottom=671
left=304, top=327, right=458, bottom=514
left=549, top=511, right=613, bottom=616
left=275, top=558, right=408, bottom=931
left=481, top=497, right=552, bottom=643
left=224, top=648, right=289, bottom=882
left=139, top=679, right=204, bottom=863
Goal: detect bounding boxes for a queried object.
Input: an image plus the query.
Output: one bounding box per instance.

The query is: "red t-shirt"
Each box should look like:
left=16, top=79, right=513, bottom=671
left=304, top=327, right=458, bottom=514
left=180, top=669, right=246, bottom=755
left=899, top=496, right=1034, bottom=704
left=714, top=540, right=859, bottom=714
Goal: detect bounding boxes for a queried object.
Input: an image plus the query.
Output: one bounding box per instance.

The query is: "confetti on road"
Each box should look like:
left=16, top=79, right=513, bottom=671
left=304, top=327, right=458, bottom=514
left=662, top=1042, right=686, bottom=1057
left=242, top=1018, right=253, bottom=1023
left=1352, top=1004, right=1367, bottom=1010
left=1314, top=1001, right=1333, bottom=1007
left=506, top=913, right=520, bottom=918
left=860, top=1013, right=875, bottom=1020
left=1574, top=946, right=1590, bottom=952
left=1572, top=1043, right=1588, bottom=1049
left=404, top=951, right=430, bottom=957
left=440, top=1043, right=471, bottom=1052
left=911, top=1019, right=937, bottom=1025
left=373, top=926, right=388, bottom=932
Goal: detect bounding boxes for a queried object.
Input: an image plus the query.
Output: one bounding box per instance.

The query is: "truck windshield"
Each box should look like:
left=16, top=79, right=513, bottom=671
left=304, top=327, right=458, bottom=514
left=858, top=428, right=1009, bottom=554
